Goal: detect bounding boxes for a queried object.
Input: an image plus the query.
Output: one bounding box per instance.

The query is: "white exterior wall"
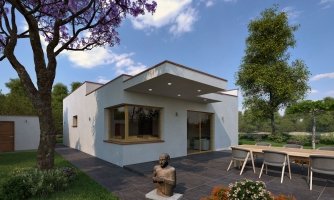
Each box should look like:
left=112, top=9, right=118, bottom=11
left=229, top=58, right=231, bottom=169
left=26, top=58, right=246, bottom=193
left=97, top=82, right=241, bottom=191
left=64, top=72, right=238, bottom=167
left=0, top=115, right=40, bottom=150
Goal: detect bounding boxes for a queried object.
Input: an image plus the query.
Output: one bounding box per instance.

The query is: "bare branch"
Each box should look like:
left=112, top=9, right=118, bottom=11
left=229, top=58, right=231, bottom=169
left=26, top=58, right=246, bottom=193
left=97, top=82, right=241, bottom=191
left=10, top=5, right=17, bottom=33
left=26, top=0, right=41, bottom=15
left=55, top=1, right=98, bottom=55
left=18, top=30, right=29, bottom=38
left=8, top=0, right=49, bottom=91
left=0, top=55, right=6, bottom=61
left=61, top=0, right=95, bottom=25
left=1, top=6, right=12, bottom=33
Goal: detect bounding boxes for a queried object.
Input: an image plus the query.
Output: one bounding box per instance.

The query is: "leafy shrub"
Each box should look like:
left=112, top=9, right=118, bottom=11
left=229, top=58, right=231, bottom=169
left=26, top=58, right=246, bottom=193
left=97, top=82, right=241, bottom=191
left=228, top=179, right=272, bottom=200
left=320, top=134, right=334, bottom=144
left=288, top=135, right=311, bottom=146
left=1, top=173, right=32, bottom=200
left=239, top=133, right=269, bottom=141
left=1, top=167, right=77, bottom=200
left=268, top=133, right=289, bottom=143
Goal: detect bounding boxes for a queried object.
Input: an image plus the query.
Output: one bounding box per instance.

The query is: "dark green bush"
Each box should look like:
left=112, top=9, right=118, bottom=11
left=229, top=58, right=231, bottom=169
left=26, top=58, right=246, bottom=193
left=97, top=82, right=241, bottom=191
left=288, top=135, right=311, bottom=146
left=1, top=167, right=77, bottom=200
left=268, top=132, right=290, bottom=143
left=320, top=134, right=334, bottom=144
left=1, top=174, right=31, bottom=200
left=239, top=133, right=269, bottom=141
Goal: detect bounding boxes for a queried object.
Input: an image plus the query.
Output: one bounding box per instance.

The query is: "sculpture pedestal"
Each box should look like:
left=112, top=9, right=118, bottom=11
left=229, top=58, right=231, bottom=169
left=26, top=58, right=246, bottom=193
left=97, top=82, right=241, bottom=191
left=145, top=189, right=183, bottom=200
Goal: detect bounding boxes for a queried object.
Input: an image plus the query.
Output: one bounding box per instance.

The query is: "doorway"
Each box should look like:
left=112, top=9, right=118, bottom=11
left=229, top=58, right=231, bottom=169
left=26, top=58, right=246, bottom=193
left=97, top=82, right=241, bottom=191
left=187, top=111, right=212, bottom=154
left=0, top=121, right=14, bottom=152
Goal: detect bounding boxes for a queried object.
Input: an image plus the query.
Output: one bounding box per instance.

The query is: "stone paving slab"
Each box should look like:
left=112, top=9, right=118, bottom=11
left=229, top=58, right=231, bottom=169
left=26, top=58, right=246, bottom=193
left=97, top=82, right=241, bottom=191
left=56, top=145, right=334, bottom=200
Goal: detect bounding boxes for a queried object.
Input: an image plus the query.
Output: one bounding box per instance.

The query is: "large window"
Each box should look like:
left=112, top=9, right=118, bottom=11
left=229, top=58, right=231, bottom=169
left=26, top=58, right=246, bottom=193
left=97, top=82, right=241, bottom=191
left=107, top=105, right=161, bottom=142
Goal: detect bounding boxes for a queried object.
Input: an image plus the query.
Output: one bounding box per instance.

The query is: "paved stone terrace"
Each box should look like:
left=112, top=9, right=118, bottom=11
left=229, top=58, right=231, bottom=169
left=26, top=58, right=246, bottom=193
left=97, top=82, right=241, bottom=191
left=56, top=145, right=334, bottom=200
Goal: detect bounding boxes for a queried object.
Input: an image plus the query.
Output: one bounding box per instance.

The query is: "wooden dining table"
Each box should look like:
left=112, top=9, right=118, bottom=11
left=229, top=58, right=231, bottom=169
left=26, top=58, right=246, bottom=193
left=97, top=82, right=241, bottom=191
left=236, top=144, right=334, bottom=158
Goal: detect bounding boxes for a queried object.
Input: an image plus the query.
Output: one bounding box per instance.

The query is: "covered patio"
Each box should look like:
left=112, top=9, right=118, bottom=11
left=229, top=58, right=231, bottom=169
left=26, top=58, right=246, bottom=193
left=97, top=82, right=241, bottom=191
left=56, top=145, right=333, bottom=200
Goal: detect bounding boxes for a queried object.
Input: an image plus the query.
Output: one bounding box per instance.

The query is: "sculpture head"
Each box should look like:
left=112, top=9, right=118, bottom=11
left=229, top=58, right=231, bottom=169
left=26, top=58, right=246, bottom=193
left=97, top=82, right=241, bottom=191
left=159, top=153, right=170, bottom=168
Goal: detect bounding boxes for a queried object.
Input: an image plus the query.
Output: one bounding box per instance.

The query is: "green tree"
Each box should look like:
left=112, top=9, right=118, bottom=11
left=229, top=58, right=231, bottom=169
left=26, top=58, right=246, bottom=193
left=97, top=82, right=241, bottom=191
left=279, top=112, right=309, bottom=132
left=236, top=6, right=310, bottom=135
left=287, top=98, right=334, bottom=149
left=0, top=89, right=6, bottom=115
left=52, top=83, right=68, bottom=138
left=1, top=79, right=36, bottom=115
left=70, top=82, right=82, bottom=92
left=316, top=97, right=334, bottom=132
left=239, top=109, right=271, bottom=133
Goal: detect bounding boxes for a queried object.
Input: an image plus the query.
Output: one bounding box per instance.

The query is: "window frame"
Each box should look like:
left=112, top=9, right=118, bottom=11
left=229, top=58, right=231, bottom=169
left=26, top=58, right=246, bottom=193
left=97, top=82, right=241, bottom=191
left=105, top=104, right=162, bottom=144
left=72, top=115, right=78, bottom=127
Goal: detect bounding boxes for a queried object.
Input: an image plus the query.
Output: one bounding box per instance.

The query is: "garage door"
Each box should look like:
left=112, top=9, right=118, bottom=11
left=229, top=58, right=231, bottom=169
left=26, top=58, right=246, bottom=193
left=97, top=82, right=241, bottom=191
left=0, top=121, right=14, bottom=152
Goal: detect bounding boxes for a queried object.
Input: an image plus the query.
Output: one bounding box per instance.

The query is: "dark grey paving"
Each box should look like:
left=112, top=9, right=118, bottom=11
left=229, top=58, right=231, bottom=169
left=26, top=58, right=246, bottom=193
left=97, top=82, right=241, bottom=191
left=56, top=145, right=334, bottom=200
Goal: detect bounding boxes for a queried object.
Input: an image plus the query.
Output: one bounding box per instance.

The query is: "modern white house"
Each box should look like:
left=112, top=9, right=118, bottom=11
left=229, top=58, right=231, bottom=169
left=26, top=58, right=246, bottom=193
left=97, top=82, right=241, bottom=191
left=0, top=115, right=40, bottom=152
left=63, top=60, right=238, bottom=167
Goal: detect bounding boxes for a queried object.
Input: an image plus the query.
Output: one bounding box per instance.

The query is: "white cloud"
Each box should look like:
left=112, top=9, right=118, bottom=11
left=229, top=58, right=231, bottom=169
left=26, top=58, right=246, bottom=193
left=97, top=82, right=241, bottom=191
left=96, top=76, right=110, bottom=84
left=282, top=7, right=302, bottom=22
left=200, top=0, right=215, bottom=7
left=130, top=0, right=198, bottom=36
left=112, top=53, right=147, bottom=75
left=310, top=72, right=334, bottom=81
left=205, top=0, right=214, bottom=7
left=64, top=48, right=114, bottom=68
left=131, top=0, right=192, bottom=29
left=319, top=0, right=334, bottom=9
left=63, top=48, right=147, bottom=75
left=310, top=89, right=318, bottom=94
left=169, top=8, right=198, bottom=36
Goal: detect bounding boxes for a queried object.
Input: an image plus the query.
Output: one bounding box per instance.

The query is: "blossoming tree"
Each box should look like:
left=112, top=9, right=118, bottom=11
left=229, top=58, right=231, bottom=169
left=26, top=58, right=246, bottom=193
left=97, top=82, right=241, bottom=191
left=0, top=0, right=156, bottom=169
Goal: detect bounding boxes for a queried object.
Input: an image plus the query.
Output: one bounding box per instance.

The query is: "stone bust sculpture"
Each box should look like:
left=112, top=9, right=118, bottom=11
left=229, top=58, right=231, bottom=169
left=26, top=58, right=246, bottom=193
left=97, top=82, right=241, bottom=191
left=152, top=153, right=176, bottom=197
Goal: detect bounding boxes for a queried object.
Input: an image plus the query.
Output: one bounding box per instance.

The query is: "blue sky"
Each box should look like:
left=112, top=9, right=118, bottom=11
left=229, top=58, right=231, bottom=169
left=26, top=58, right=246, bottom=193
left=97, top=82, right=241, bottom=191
left=1, top=0, right=334, bottom=111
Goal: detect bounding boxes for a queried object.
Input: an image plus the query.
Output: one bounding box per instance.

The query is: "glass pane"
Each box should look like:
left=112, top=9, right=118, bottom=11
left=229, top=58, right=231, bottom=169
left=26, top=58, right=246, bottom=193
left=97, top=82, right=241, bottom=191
left=128, top=106, right=160, bottom=139
left=200, top=113, right=211, bottom=151
left=187, top=111, right=212, bottom=154
left=187, top=111, right=200, bottom=154
left=110, top=107, right=125, bottom=139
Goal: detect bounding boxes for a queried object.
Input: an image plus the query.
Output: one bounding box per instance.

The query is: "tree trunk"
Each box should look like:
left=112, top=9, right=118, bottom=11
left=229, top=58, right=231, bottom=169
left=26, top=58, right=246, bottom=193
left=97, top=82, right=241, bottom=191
left=35, top=94, right=56, bottom=169
left=270, top=112, right=276, bottom=134
left=312, top=112, right=316, bottom=150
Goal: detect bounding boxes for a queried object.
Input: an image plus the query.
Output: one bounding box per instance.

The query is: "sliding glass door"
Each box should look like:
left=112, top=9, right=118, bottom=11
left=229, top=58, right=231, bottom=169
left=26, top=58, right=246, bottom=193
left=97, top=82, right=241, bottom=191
left=187, top=111, right=212, bottom=154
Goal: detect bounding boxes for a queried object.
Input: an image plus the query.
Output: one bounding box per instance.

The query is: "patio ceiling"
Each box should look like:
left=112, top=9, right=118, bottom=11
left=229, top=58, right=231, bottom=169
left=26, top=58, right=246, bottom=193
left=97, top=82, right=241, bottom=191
left=124, top=73, right=224, bottom=103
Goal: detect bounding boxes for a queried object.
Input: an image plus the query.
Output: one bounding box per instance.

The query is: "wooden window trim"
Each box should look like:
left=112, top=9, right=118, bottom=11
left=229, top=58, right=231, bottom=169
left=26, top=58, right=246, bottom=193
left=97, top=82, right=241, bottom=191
left=107, top=104, right=161, bottom=142
left=104, top=139, right=164, bottom=145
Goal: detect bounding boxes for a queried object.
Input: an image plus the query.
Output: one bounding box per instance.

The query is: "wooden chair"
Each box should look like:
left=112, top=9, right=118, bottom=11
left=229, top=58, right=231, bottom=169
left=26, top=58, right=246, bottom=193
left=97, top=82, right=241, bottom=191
left=227, top=147, right=255, bottom=175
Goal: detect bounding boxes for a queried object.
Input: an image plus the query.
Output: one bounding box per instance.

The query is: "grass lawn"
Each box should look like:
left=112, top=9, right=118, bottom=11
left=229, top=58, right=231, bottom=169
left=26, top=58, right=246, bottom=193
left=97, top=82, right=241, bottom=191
left=0, top=151, right=118, bottom=200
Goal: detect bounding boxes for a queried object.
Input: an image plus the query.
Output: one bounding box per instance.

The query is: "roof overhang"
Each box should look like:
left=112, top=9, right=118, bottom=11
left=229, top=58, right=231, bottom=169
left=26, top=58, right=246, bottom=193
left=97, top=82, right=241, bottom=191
left=124, top=61, right=227, bottom=103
